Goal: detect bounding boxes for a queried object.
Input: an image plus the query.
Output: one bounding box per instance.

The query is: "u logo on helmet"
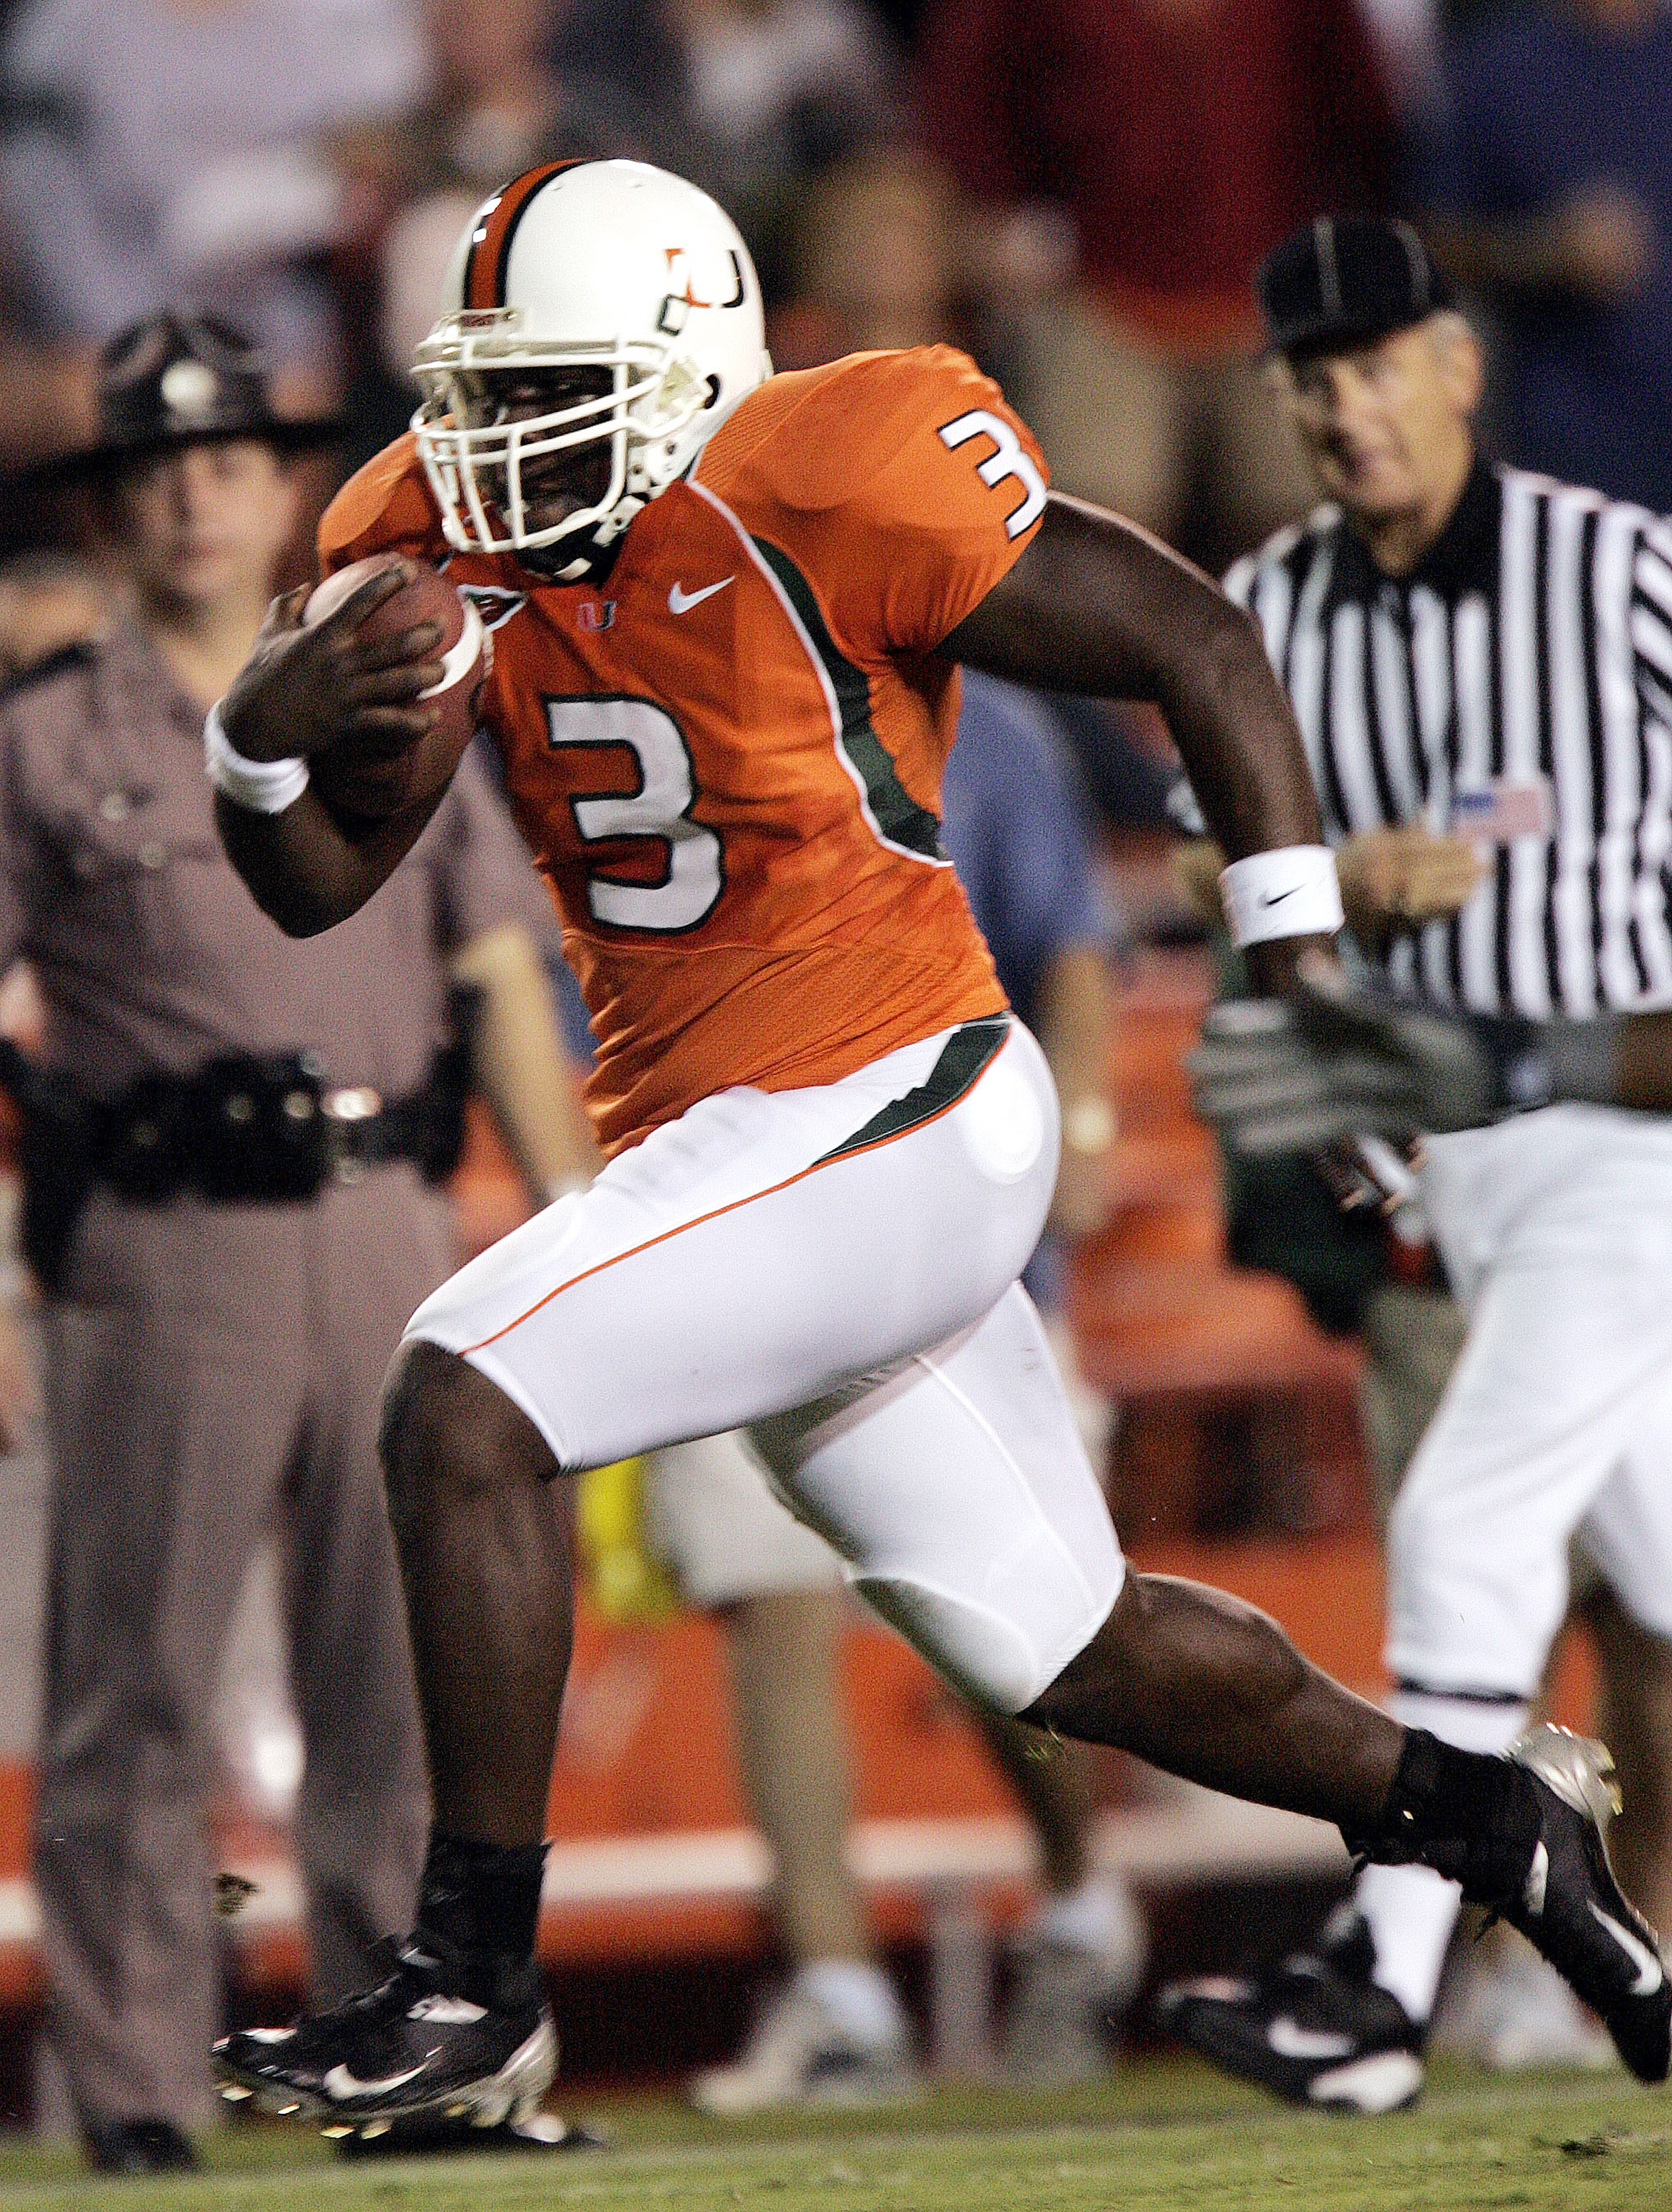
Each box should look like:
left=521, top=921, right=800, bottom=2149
left=657, top=248, right=749, bottom=336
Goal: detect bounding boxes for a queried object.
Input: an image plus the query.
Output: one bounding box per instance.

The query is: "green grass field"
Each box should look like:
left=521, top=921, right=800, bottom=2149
left=2, top=2062, right=1668, bottom=2212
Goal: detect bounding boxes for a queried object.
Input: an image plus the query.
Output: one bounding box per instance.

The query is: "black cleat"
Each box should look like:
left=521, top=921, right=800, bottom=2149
left=334, top=2108, right=606, bottom=2159
left=214, top=1934, right=555, bottom=2132
left=1485, top=1726, right=1670, bottom=2085
left=1160, top=1907, right=1426, bottom=2112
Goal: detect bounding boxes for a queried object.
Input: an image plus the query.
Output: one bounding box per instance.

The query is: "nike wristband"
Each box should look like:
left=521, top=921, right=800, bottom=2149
left=1219, top=845, right=1345, bottom=948
left=204, top=701, right=311, bottom=815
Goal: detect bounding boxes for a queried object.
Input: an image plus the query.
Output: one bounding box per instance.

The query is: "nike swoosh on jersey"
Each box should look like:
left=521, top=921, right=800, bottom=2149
left=1587, top=1901, right=1666, bottom=1995
left=323, top=2062, right=428, bottom=2101
left=1266, top=2017, right=1356, bottom=2062
left=668, top=576, right=735, bottom=614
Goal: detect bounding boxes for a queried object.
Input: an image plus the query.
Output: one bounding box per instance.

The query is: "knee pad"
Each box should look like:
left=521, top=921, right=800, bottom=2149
left=853, top=1565, right=1118, bottom=1717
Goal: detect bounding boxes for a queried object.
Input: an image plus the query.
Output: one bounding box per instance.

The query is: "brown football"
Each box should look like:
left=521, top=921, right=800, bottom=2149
left=303, top=557, right=488, bottom=819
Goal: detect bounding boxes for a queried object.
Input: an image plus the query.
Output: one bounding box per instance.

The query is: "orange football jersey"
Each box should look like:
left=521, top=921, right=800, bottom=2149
left=319, top=346, right=1048, bottom=1154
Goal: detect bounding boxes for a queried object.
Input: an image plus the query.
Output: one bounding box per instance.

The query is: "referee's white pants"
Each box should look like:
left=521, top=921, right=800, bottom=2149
left=1389, top=1108, right=1672, bottom=1697
left=404, top=1017, right=1124, bottom=1713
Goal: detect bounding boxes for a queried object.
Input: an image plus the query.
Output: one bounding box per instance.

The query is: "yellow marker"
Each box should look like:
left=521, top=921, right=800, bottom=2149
left=575, top=1456, right=681, bottom=1621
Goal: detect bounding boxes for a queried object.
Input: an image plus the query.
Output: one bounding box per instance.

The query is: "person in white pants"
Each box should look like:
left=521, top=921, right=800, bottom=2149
left=1168, top=212, right=1672, bottom=2111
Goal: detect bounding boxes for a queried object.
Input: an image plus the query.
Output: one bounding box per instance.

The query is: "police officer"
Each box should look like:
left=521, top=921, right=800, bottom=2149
left=0, top=315, right=584, bottom=2174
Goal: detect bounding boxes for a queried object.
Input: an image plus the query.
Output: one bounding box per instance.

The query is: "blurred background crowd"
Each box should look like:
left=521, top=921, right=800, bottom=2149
left=0, top=0, right=1668, bottom=568
left=0, top=0, right=1668, bottom=2153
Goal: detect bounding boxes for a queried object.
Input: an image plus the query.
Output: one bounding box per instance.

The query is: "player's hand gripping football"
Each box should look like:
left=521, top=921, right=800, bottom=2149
left=220, top=558, right=445, bottom=766
left=1189, top=963, right=1506, bottom=1156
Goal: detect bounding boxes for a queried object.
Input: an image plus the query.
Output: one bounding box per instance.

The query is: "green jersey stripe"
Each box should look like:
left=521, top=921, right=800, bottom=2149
left=818, top=1018, right=1010, bottom=1164
left=750, top=535, right=946, bottom=862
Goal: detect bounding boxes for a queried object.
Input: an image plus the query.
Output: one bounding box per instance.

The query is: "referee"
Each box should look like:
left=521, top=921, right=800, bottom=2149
left=1168, top=217, right=1672, bottom=2111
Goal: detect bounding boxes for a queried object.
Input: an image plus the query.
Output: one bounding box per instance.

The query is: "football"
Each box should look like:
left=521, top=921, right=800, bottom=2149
left=302, top=557, right=488, bottom=819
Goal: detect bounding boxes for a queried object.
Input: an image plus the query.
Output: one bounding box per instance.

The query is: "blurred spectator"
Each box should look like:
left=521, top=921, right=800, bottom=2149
left=2, top=313, right=583, bottom=2174
left=1420, top=0, right=1672, bottom=512
left=552, top=0, right=903, bottom=298
left=916, top=0, right=1398, bottom=568
left=372, top=0, right=678, bottom=400
left=0, top=0, right=427, bottom=424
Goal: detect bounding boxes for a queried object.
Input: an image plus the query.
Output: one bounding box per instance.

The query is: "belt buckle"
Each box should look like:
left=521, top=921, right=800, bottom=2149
left=322, top=1085, right=384, bottom=1183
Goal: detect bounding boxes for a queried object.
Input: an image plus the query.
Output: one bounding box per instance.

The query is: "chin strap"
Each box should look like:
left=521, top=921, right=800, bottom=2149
left=533, top=498, right=646, bottom=585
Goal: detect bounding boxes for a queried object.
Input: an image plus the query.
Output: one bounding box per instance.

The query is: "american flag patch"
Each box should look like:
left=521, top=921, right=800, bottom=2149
left=1451, top=776, right=1554, bottom=843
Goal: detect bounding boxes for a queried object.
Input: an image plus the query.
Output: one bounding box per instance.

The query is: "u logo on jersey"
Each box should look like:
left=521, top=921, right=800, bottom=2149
left=577, top=599, right=617, bottom=632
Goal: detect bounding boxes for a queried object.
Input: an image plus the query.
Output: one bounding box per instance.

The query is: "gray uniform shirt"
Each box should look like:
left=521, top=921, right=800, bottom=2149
left=0, top=620, right=552, bottom=1100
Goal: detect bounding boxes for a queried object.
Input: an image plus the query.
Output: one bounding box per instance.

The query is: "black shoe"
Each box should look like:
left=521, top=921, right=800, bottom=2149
left=336, top=2108, right=606, bottom=2159
left=84, top=2117, right=200, bottom=2174
left=1159, top=1907, right=1426, bottom=2112
left=1485, top=1726, right=1670, bottom=2084
left=213, top=1933, right=556, bottom=2133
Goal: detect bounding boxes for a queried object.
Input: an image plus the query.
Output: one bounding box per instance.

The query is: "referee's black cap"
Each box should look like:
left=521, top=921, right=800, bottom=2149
left=1258, top=216, right=1451, bottom=363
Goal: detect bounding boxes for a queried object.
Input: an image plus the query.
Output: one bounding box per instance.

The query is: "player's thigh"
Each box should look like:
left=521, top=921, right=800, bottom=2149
left=644, top=1430, right=843, bottom=1607
left=405, top=1018, right=1058, bottom=1470
left=1385, top=1252, right=1671, bottom=1691
left=749, top=1283, right=1124, bottom=1715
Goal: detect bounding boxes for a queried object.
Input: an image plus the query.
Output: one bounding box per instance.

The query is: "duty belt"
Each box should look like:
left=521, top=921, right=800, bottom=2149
left=93, top=1051, right=444, bottom=1205
left=0, top=991, right=480, bottom=1290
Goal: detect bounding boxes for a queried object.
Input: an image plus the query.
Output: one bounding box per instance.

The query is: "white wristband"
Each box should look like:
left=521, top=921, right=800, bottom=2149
left=204, top=701, right=311, bottom=815
left=1218, top=845, right=1345, bottom=948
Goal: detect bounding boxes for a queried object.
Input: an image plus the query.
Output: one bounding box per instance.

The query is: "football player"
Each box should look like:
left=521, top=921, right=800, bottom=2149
left=205, top=161, right=1668, bottom=2129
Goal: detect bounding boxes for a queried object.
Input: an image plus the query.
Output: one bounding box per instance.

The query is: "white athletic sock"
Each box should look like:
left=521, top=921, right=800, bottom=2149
left=796, top=1958, right=905, bottom=2046
left=1356, top=1688, right=1530, bottom=2026
left=1033, top=1875, right=1126, bottom=1958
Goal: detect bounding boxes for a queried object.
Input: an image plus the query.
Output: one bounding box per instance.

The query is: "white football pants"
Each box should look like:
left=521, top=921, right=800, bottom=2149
left=406, top=1017, right=1124, bottom=1712
left=1391, top=1105, right=1672, bottom=1695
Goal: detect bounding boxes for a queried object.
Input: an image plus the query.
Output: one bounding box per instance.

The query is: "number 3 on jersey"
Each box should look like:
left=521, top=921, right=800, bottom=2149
left=938, top=409, right=1047, bottom=539
left=547, top=697, right=724, bottom=932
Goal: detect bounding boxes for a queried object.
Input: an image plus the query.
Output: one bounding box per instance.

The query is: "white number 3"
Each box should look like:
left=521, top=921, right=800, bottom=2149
left=546, top=697, right=724, bottom=933
left=938, top=409, right=1047, bottom=539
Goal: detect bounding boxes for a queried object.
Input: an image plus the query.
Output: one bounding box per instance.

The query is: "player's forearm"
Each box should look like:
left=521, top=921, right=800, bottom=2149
left=452, top=924, right=600, bottom=1196
left=214, top=785, right=443, bottom=937
left=1149, top=589, right=1324, bottom=863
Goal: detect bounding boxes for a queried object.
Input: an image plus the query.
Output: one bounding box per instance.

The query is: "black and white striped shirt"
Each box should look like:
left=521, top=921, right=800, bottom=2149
left=1224, top=460, right=1672, bottom=1018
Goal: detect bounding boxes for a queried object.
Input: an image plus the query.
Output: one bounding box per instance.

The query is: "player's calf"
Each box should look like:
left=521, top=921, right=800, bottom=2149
left=379, top=1340, right=572, bottom=1843
left=1023, top=1578, right=1670, bottom=2084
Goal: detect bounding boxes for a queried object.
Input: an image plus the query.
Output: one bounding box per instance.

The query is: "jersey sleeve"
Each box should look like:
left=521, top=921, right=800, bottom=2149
left=316, top=431, right=448, bottom=575
left=737, top=347, right=1049, bottom=664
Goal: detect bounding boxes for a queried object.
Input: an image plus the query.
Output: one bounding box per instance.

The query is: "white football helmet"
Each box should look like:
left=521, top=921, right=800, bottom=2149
left=412, top=159, right=771, bottom=577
